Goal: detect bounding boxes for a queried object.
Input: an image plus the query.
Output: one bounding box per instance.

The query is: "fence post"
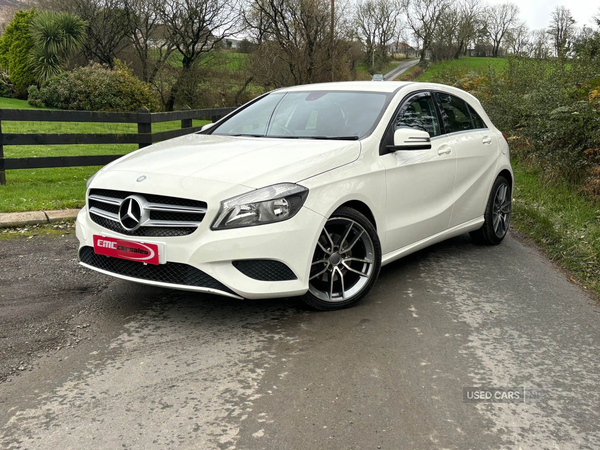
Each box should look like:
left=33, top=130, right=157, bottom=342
left=0, top=117, right=5, bottom=185
left=180, top=105, right=192, bottom=130
left=137, top=106, right=151, bottom=149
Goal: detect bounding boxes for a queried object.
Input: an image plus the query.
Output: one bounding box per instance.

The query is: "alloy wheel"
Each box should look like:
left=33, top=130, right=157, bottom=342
left=492, top=183, right=511, bottom=238
left=308, top=217, right=375, bottom=302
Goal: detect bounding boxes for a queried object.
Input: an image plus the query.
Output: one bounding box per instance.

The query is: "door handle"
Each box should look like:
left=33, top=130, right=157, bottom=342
left=482, top=136, right=492, bottom=145
left=437, top=146, right=452, bottom=156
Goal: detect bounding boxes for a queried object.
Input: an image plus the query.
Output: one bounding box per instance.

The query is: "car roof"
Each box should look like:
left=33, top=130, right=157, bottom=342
left=277, top=81, right=413, bottom=93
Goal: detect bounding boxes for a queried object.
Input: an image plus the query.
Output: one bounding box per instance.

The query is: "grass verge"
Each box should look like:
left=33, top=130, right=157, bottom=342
left=512, top=160, right=600, bottom=297
left=417, top=57, right=507, bottom=82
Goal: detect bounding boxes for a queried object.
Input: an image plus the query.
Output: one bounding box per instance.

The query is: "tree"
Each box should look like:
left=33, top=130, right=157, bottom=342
left=30, top=11, right=87, bottom=82
left=403, top=0, right=450, bottom=62
left=0, top=9, right=37, bottom=98
left=453, top=0, right=484, bottom=59
left=547, top=6, right=576, bottom=58
left=246, top=0, right=354, bottom=86
left=527, top=29, right=551, bottom=59
left=505, top=21, right=529, bottom=56
left=122, top=0, right=174, bottom=83
left=485, top=3, right=519, bottom=57
left=355, top=0, right=404, bottom=68
left=40, top=0, right=131, bottom=68
left=155, top=0, right=240, bottom=110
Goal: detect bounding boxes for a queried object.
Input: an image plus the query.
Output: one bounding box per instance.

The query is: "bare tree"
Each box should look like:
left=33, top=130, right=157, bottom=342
left=155, top=0, right=241, bottom=110
left=547, top=6, right=576, bottom=58
left=505, top=21, right=529, bottom=56
left=403, top=0, right=450, bottom=62
left=123, top=0, right=174, bottom=83
left=527, top=28, right=551, bottom=59
left=355, top=0, right=404, bottom=68
left=246, top=0, right=348, bottom=86
left=453, top=0, right=483, bottom=59
left=485, top=2, right=519, bottom=57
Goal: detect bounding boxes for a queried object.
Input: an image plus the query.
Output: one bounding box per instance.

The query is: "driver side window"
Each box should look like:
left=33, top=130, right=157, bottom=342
left=393, top=95, right=441, bottom=137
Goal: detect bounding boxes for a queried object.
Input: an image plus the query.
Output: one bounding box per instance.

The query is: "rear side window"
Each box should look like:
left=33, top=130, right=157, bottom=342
left=434, top=93, right=473, bottom=134
left=467, top=104, right=487, bottom=129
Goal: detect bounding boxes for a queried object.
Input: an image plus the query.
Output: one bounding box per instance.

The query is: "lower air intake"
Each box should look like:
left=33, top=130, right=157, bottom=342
left=232, top=259, right=297, bottom=281
left=79, top=246, right=235, bottom=295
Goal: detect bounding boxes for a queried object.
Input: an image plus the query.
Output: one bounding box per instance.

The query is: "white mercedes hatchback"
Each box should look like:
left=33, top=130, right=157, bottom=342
left=77, top=81, right=512, bottom=310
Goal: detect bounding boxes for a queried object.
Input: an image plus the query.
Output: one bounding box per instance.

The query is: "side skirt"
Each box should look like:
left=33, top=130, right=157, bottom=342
left=381, top=217, right=485, bottom=267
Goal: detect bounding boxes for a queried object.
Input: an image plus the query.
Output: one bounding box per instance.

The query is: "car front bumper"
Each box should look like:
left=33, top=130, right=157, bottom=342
left=76, top=205, right=326, bottom=299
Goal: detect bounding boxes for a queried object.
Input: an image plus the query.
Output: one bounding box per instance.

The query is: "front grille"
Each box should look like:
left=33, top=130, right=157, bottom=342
left=79, top=246, right=235, bottom=295
left=233, top=260, right=297, bottom=281
left=88, top=188, right=207, bottom=237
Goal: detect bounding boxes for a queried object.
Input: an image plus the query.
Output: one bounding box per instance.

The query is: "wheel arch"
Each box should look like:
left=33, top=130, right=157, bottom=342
left=498, top=169, right=513, bottom=190
left=335, top=200, right=377, bottom=230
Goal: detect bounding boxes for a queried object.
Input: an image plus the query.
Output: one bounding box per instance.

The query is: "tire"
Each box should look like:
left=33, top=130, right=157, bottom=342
left=470, top=175, right=512, bottom=245
left=301, top=207, right=382, bottom=311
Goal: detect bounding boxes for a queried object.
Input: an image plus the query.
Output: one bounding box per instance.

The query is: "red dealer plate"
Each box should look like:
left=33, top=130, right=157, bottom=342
left=93, top=235, right=161, bottom=265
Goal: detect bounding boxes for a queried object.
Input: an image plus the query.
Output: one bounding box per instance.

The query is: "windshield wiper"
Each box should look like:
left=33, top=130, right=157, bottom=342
left=231, top=133, right=265, bottom=137
left=305, top=136, right=360, bottom=140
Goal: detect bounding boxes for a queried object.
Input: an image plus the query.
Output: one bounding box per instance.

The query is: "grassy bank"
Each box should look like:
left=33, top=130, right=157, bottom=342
left=0, top=97, right=208, bottom=212
left=512, top=161, right=600, bottom=296
left=416, top=57, right=600, bottom=297
left=417, top=57, right=507, bottom=82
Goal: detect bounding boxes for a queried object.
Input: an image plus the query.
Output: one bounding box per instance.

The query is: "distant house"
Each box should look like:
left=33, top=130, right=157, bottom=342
left=387, top=42, right=418, bottom=57
left=224, top=38, right=242, bottom=50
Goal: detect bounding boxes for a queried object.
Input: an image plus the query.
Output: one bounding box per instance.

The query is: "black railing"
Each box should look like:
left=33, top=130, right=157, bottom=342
left=0, top=106, right=236, bottom=185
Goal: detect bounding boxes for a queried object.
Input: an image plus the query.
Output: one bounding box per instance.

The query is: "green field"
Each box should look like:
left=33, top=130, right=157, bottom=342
left=0, top=97, right=208, bottom=212
left=417, top=57, right=507, bottom=82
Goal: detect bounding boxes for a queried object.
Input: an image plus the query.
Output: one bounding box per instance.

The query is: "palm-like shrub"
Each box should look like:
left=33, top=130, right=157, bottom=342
left=30, top=11, right=86, bottom=83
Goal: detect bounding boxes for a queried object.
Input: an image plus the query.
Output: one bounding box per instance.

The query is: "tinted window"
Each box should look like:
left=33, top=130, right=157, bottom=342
left=212, top=91, right=390, bottom=139
left=435, top=93, right=473, bottom=134
left=468, top=104, right=487, bottom=129
left=393, top=94, right=441, bottom=137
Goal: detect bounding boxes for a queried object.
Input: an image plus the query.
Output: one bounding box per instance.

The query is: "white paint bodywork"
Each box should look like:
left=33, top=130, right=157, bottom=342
left=76, top=81, right=513, bottom=299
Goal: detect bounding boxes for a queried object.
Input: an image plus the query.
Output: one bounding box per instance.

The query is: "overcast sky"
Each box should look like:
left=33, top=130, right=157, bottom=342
left=486, top=0, right=599, bottom=31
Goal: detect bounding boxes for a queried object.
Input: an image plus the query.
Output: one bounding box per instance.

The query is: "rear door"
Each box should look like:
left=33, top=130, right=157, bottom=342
left=433, top=93, right=499, bottom=227
left=380, top=91, right=457, bottom=253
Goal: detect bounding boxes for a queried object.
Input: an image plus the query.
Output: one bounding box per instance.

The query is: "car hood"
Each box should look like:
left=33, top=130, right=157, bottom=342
left=103, top=133, right=361, bottom=188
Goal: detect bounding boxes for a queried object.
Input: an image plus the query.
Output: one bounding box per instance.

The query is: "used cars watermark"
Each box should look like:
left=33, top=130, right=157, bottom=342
left=463, top=387, right=543, bottom=403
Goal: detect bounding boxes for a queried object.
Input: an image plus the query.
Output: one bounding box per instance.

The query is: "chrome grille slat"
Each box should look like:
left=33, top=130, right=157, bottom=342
left=88, top=194, right=123, bottom=206
left=89, top=207, right=119, bottom=222
left=145, top=203, right=207, bottom=214
left=88, top=188, right=206, bottom=237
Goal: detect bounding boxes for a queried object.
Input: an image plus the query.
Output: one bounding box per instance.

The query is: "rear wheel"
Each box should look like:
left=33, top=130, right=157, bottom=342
left=301, top=207, right=381, bottom=311
left=470, top=175, right=511, bottom=245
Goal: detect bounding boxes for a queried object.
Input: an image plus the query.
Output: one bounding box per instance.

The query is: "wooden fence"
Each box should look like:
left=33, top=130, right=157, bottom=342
left=0, top=106, right=237, bottom=185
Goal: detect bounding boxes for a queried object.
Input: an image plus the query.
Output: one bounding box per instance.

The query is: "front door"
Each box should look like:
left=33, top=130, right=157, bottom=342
left=380, top=92, right=457, bottom=254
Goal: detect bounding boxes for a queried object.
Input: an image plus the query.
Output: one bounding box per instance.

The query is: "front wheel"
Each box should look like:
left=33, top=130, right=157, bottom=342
left=470, top=175, right=512, bottom=245
left=301, top=207, right=382, bottom=311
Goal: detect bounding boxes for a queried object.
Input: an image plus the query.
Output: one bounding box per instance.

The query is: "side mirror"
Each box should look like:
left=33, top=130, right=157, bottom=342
left=388, top=128, right=432, bottom=152
left=201, top=123, right=215, bottom=132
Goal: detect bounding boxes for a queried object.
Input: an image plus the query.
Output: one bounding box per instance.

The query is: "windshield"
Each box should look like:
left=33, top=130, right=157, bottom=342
left=210, top=91, right=390, bottom=140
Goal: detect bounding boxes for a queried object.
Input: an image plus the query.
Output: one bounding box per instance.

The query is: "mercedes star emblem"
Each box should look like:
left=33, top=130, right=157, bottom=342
left=119, top=197, right=143, bottom=231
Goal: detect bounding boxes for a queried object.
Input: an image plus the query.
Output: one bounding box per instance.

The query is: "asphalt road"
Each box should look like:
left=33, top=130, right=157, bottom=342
left=384, top=59, right=420, bottom=81
left=0, top=231, right=599, bottom=449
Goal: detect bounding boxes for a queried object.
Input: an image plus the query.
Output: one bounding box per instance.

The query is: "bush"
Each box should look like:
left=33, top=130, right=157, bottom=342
left=28, top=60, right=160, bottom=112
left=0, top=9, right=37, bottom=98
left=0, top=71, right=16, bottom=98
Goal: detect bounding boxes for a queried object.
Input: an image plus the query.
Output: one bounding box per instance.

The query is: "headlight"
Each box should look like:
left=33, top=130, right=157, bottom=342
left=212, top=183, right=309, bottom=230
left=86, top=172, right=98, bottom=190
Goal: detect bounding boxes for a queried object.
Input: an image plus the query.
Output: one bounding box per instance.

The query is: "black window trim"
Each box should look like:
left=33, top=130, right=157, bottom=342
left=379, top=89, right=445, bottom=155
